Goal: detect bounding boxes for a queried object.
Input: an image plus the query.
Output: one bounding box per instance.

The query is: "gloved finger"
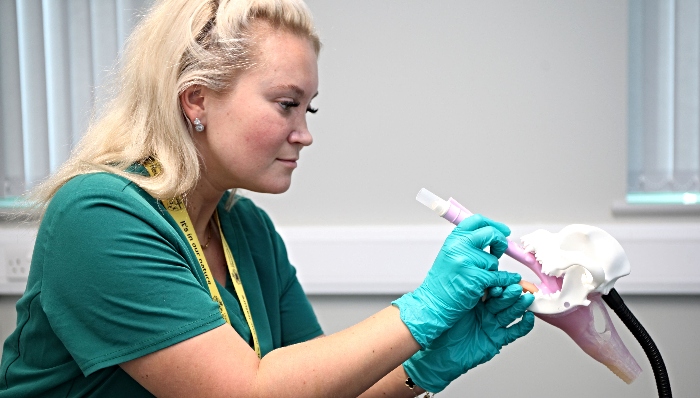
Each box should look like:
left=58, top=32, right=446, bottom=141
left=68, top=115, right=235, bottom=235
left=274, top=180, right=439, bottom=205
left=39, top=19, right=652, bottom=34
left=483, top=271, right=522, bottom=290
left=495, top=293, right=535, bottom=327
left=456, top=214, right=511, bottom=237
left=486, top=231, right=509, bottom=259
left=439, top=243, right=500, bottom=271
left=486, top=286, right=504, bottom=298
left=465, top=246, right=501, bottom=271
left=501, top=311, right=536, bottom=345
left=484, top=284, right=522, bottom=313
left=461, top=226, right=509, bottom=259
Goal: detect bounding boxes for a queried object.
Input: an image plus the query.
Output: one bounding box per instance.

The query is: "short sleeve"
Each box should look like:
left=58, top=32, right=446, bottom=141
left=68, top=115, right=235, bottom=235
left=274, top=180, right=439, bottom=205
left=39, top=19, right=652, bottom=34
left=40, top=175, right=226, bottom=375
left=252, top=205, right=323, bottom=345
left=278, top=259, right=323, bottom=345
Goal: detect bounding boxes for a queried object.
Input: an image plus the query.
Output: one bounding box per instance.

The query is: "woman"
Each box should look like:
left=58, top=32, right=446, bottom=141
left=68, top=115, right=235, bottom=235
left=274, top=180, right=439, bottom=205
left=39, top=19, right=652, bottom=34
left=0, top=0, right=534, bottom=396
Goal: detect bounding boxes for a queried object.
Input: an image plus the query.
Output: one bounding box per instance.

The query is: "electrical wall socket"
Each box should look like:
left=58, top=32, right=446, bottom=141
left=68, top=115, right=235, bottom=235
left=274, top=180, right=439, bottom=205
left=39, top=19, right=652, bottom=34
left=0, top=226, right=36, bottom=295
left=5, top=245, right=32, bottom=281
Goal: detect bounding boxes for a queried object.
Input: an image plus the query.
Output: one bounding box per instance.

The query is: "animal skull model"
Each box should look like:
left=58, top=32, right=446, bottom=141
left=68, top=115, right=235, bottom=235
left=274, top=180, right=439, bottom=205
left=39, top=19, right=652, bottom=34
left=520, top=224, right=631, bottom=314
left=518, top=224, right=641, bottom=383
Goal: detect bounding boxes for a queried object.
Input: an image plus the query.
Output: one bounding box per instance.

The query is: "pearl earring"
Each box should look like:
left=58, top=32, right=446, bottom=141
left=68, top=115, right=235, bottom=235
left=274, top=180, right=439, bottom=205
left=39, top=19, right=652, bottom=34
left=193, top=118, right=204, bottom=132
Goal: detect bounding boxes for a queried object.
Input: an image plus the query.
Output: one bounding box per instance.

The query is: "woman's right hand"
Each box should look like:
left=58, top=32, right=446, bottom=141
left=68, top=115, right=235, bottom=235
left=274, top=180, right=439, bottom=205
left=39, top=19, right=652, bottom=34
left=392, top=214, right=522, bottom=348
left=404, top=284, right=536, bottom=393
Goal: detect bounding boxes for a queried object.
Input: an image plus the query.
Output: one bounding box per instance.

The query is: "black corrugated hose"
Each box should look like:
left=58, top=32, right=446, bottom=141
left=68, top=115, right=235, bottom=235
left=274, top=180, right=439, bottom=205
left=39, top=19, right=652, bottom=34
left=602, top=288, right=672, bottom=397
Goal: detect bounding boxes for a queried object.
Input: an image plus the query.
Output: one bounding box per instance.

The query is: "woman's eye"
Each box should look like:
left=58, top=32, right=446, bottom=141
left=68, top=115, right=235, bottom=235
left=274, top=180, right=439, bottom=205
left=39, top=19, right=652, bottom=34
left=279, top=100, right=299, bottom=110
left=279, top=100, right=318, bottom=114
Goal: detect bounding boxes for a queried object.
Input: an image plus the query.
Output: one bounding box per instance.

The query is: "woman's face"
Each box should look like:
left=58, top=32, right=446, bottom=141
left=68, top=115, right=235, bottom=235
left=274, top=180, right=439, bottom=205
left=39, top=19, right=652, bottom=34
left=195, top=27, right=318, bottom=194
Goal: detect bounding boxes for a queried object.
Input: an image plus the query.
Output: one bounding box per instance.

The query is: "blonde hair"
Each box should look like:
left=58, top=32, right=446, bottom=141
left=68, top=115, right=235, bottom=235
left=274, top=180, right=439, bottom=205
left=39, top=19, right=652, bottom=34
left=29, top=0, right=320, bottom=213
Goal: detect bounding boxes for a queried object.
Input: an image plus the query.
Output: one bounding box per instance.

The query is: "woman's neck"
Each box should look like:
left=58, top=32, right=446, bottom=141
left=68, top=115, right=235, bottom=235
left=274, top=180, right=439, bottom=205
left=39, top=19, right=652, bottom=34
left=186, top=181, right=226, bottom=240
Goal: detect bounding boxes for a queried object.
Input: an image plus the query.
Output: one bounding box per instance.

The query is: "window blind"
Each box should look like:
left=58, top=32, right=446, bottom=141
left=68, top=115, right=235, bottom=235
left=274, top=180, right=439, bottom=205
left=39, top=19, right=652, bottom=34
left=628, top=0, right=700, bottom=204
left=0, top=0, right=153, bottom=200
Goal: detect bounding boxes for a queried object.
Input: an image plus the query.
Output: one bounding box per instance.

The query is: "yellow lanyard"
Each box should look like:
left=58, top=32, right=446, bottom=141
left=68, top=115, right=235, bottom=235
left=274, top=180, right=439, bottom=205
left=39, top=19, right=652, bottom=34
left=143, top=159, right=261, bottom=358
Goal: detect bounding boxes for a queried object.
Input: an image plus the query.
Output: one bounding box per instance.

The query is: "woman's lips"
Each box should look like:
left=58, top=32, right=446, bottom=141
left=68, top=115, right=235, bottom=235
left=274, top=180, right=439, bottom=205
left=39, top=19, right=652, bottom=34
left=277, top=158, right=298, bottom=167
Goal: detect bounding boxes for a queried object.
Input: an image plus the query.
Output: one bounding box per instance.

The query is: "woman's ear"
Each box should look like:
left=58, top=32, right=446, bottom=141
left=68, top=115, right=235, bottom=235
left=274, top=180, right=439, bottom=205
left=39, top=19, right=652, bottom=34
left=180, top=85, right=206, bottom=123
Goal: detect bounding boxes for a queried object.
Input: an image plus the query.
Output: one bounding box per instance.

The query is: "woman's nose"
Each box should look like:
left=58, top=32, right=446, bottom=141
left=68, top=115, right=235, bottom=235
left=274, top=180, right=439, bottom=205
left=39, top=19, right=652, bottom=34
left=289, top=124, right=313, bottom=146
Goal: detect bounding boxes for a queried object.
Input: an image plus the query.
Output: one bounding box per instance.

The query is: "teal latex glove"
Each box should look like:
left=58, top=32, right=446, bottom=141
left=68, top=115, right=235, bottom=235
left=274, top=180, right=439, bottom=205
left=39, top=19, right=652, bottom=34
left=392, top=215, right=521, bottom=348
left=404, top=284, right=536, bottom=393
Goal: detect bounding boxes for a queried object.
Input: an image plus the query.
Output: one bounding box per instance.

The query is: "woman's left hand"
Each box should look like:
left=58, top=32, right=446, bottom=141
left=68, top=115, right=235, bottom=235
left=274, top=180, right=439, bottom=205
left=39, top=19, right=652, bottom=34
left=403, top=284, right=536, bottom=393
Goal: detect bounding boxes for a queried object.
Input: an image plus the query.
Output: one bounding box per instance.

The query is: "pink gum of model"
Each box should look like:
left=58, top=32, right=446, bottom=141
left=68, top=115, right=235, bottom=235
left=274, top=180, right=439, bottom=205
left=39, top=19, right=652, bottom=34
left=445, top=198, right=642, bottom=383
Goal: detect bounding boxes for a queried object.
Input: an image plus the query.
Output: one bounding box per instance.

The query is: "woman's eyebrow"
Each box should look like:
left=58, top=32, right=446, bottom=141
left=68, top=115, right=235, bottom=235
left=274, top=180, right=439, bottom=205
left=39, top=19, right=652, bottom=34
left=273, top=84, right=319, bottom=99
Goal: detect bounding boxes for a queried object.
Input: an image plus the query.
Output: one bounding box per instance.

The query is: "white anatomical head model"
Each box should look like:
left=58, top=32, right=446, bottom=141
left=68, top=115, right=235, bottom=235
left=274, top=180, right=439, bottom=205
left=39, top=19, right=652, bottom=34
left=520, top=224, right=631, bottom=314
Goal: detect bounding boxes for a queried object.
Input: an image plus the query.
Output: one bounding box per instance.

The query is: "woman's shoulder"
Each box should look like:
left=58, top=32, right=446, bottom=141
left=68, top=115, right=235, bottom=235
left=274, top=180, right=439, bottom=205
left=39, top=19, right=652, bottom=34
left=60, top=171, right=139, bottom=194
left=49, top=172, right=157, bottom=216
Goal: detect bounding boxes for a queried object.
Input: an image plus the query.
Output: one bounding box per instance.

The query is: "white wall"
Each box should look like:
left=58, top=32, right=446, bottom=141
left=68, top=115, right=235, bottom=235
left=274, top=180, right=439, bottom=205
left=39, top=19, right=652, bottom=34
left=246, top=0, right=663, bottom=227
left=2, top=0, right=700, bottom=396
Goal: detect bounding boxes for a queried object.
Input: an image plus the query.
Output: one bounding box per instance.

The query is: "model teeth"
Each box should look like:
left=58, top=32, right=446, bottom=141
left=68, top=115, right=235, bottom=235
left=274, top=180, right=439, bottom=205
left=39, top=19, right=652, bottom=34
left=533, top=290, right=561, bottom=300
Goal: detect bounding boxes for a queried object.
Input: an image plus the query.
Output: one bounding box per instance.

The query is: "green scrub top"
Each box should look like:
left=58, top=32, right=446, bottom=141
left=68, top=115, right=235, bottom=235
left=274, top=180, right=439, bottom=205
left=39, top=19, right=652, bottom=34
left=0, top=172, right=323, bottom=397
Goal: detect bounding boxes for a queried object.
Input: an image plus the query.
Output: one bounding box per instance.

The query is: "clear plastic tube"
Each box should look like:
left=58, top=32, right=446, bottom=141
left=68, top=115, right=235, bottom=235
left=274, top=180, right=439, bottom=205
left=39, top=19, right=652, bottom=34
left=415, top=188, right=449, bottom=216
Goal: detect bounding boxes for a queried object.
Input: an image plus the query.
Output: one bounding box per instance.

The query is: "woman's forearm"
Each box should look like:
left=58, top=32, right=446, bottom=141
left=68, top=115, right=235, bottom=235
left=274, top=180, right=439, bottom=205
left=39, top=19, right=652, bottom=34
left=254, top=305, right=420, bottom=397
left=122, top=305, right=421, bottom=397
